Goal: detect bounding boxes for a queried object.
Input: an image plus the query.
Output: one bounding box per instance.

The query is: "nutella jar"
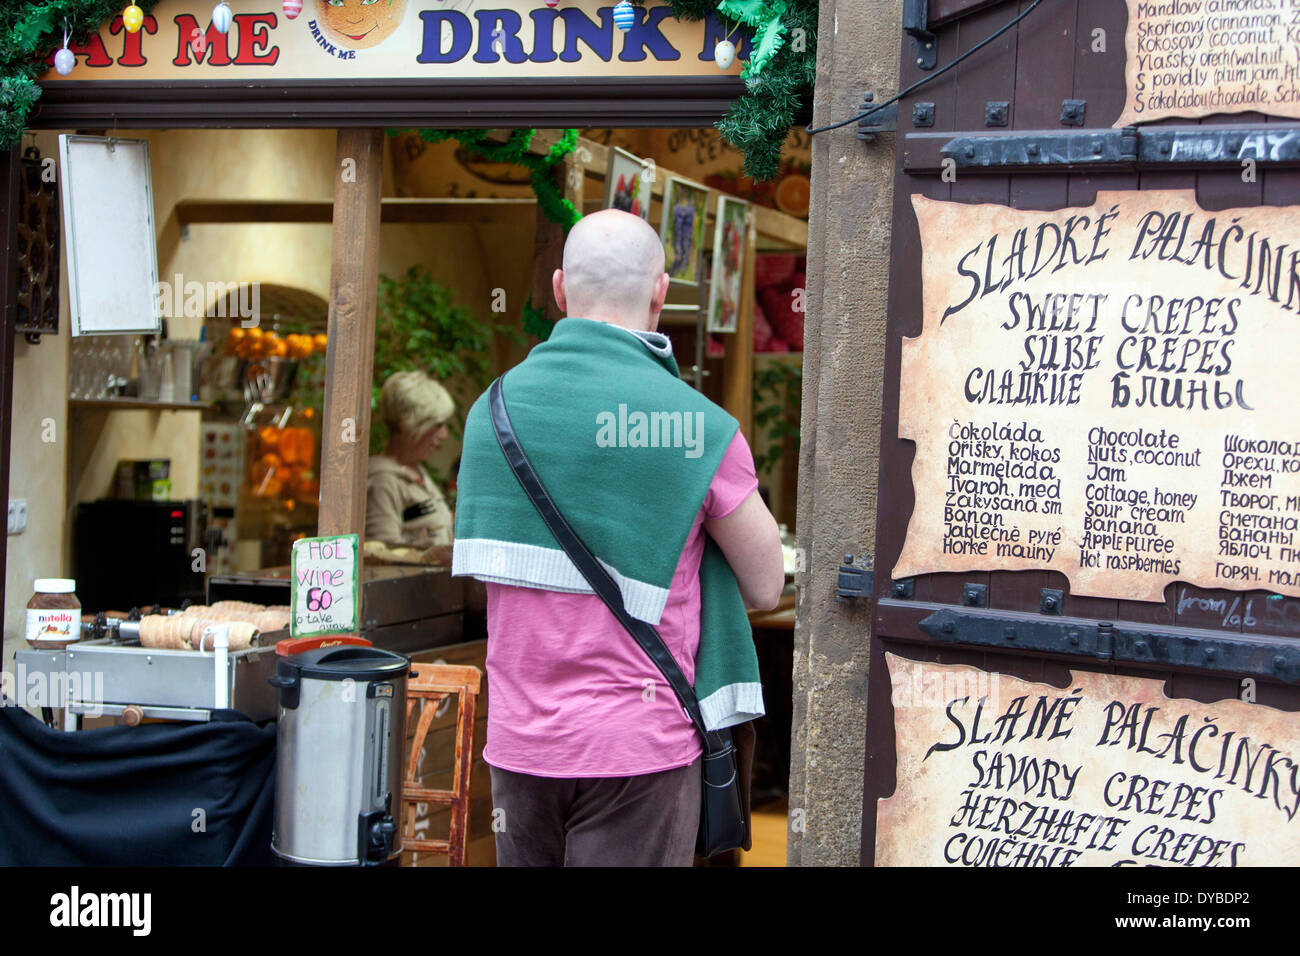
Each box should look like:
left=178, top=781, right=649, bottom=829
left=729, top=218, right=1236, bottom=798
left=26, top=579, right=82, bottom=649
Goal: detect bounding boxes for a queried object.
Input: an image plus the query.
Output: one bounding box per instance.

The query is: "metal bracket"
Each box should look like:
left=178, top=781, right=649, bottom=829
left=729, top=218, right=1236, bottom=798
left=962, top=582, right=987, bottom=608
left=984, top=101, right=1009, bottom=127
left=1060, top=99, right=1086, bottom=126
left=912, top=102, right=935, bottom=128
left=902, top=0, right=937, bottom=70
left=891, top=578, right=915, bottom=600
left=857, top=94, right=899, bottom=142
left=836, top=554, right=875, bottom=602
left=1040, top=588, right=1063, bottom=615
left=919, top=606, right=1300, bottom=684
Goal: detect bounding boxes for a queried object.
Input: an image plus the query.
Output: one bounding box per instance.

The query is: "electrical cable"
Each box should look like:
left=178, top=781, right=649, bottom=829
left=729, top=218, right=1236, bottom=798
left=805, top=0, right=1044, bottom=136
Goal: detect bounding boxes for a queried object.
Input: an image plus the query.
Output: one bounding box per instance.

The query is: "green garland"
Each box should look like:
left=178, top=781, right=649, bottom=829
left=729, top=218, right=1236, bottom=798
left=404, top=128, right=582, bottom=236
left=1, top=0, right=165, bottom=148
left=642, top=0, right=817, bottom=182
left=395, top=127, right=583, bottom=342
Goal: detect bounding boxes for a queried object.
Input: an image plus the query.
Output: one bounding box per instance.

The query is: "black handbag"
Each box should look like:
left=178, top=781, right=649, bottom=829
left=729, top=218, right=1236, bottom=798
left=487, top=377, right=749, bottom=859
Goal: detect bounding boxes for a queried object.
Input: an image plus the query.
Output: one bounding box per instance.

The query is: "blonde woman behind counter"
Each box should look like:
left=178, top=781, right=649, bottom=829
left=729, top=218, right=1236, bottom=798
left=366, top=371, right=456, bottom=564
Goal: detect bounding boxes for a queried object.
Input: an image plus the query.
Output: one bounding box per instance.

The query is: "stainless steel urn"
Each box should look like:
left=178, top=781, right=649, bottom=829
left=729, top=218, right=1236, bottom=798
left=270, top=645, right=409, bottom=865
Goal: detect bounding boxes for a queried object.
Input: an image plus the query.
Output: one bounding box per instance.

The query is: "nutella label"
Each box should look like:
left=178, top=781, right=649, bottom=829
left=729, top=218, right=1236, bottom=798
left=26, top=608, right=80, bottom=645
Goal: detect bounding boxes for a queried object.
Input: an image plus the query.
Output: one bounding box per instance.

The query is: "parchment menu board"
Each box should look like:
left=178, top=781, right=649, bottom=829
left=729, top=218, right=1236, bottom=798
left=1118, top=0, right=1300, bottom=125
left=896, top=190, right=1300, bottom=602
left=875, top=655, right=1300, bottom=866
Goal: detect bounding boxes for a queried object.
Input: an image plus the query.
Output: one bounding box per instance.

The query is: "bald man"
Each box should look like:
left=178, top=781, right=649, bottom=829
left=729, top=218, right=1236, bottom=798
left=453, top=210, right=784, bottom=867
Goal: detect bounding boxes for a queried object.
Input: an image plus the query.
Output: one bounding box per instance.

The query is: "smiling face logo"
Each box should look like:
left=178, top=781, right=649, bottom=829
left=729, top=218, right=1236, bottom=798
left=315, top=0, right=408, bottom=49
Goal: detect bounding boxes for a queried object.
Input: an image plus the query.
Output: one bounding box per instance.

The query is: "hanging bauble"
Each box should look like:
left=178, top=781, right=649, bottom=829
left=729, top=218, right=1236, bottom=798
left=54, top=44, right=76, bottom=77
left=212, top=2, right=233, bottom=34
left=545, top=0, right=559, bottom=7
left=190, top=27, right=207, bottom=56
left=714, top=40, right=736, bottom=69
left=612, top=0, right=635, bottom=31
left=283, top=0, right=303, bottom=19
left=122, top=4, right=145, bottom=33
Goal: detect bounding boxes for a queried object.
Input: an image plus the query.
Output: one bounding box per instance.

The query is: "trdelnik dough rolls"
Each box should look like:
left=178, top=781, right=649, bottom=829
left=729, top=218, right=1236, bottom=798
left=138, top=615, right=258, bottom=651
left=190, top=621, right=258, bottom=651
left=179, top=602, right=290, bottom=631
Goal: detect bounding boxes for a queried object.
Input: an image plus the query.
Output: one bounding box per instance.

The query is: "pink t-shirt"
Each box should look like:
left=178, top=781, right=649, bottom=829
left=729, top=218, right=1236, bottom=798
left=482, top=430, right=759, bottom=778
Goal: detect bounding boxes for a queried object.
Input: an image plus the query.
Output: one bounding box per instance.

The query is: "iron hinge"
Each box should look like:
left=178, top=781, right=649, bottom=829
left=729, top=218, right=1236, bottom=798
left=943, top=126, right=1138, bottom=169
left=919, top=606, right=1300, bottom=684
left=858, top=94, right=899, bottom=142
left=921, top=124, right=1300, bottom=173
left=902, top=0, right=937, bottom=70
left=837, top=554, right=875, bottom=602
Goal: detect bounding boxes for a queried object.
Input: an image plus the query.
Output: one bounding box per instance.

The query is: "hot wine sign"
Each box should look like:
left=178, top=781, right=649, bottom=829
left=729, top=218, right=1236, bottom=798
left=290, top=533, right=359, bottom=638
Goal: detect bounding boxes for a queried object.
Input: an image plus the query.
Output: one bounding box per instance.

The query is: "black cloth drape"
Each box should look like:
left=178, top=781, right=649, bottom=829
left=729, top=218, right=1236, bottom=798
left=0, top=701, right=275, bottom=865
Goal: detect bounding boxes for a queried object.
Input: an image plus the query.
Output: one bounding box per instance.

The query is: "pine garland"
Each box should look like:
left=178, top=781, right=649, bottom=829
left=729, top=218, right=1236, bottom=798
left=0, top=0, right=165, bottom=148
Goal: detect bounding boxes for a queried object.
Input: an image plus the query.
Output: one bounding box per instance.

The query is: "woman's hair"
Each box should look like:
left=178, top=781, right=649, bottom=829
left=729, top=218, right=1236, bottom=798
left=379, top=370, right=455, bottom=439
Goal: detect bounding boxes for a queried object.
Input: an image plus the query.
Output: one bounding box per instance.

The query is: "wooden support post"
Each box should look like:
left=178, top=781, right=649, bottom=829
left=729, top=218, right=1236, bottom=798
left=319, top=129, right=383, bottom=550
left=722, top=206, right=757, bottom=442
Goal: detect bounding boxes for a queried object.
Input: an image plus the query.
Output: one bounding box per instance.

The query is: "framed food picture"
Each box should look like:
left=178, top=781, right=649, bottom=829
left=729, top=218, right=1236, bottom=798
left=707, top=196, right=749, bottom=334
left=604, top=147, right=652, bottom=220
left=660, top=176, right=709, bottom=286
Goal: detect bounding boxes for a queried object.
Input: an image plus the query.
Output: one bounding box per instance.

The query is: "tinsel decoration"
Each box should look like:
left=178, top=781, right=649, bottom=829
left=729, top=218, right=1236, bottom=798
left=392, top=127, right=583, bottom=341
left=1, top=0, right=164, bottom=148
left=0, top=0, right=816, bottom=179
left=520, top=296, right=553, bottom=341
left=638, top=0, right=817, bottom=182
left=403, top=127, right=581, bottom=237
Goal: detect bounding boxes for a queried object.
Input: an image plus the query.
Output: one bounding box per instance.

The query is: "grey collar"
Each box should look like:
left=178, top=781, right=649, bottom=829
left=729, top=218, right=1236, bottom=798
left=622, top=327, right=673, bottom=357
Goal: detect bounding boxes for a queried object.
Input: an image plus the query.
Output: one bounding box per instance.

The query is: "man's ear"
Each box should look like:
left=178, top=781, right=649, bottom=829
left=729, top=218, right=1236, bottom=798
left=647, top=272, right=671, bottom=331
left=552, top=268, right=567, bottom=314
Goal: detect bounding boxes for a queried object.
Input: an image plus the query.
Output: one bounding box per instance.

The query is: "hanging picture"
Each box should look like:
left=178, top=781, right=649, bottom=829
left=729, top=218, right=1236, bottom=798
left=603, top=147, right=652, bottom=221
left=660, top=176, right=709, bottom=286
left=707, top=196, right=748, bottom=334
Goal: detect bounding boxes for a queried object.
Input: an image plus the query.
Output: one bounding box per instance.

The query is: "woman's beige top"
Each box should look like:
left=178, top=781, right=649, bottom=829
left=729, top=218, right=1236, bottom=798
left=365, top=454, right=453, bottom=549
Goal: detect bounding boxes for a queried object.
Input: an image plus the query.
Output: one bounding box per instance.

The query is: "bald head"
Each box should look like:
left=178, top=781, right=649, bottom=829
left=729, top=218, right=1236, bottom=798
left=554, top=210, right=669, bottom=330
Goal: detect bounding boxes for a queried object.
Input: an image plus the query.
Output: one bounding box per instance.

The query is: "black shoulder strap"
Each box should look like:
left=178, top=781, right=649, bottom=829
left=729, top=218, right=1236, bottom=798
left=487, top=377, right=723, bottom=754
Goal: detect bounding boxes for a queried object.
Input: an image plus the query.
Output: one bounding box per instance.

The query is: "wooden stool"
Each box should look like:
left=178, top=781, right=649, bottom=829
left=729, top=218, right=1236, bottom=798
left=400, top=663, right=483, bottom=867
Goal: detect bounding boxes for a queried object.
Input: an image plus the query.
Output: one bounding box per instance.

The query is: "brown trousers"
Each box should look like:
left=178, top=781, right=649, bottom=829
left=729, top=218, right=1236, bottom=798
left=489, top=758, right=701, bottom=867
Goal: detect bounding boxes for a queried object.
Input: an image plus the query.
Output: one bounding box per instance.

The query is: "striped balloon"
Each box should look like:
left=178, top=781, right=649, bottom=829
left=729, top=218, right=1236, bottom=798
left=212, top=2, right=233, bottom=34
left=283, top=0, right=302, bottom=19
left=612, top=0, right=635, bottom=31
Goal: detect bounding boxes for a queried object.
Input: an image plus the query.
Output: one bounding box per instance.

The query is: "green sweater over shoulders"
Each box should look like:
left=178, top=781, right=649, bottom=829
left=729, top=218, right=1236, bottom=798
left=451, top=317, right=763, bottom=730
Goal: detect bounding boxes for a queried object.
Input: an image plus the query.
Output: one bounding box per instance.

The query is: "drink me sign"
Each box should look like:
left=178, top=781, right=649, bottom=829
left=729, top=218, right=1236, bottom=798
left=37, top=0, right=743, bottom=81
left=290, top=533, right=359, bottom=638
